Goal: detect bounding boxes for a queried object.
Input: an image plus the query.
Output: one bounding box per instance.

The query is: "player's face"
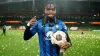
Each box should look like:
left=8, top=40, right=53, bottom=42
left=44, top=4, right=56, bottom=18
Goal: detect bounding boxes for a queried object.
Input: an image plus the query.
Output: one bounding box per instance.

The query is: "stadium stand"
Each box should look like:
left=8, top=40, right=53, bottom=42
left=0, top=0, right=100, bottom=30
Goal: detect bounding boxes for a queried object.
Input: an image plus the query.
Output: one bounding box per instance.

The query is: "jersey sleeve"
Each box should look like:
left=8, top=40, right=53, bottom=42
left=24, top=21, right=38, bottom=40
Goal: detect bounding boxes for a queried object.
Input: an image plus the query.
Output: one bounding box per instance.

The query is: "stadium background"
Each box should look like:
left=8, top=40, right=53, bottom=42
left=0, top=0, right=100, bottom=30
left=0, top=0, right=100, bottom=56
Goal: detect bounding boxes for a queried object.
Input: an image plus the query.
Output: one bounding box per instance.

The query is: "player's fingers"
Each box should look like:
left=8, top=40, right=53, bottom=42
left=30, top=21, right=35, bottom=25
left=31, top=16, right=37, bottom=22
left=32, top=16, right=36, bottom=20
left=30, top=20, right=36, bottom=24
left=28, top=16, right=37, bottom=26
left=30, top=19, right=36, bottom=21
left=30, top=18, right=36, bottom=22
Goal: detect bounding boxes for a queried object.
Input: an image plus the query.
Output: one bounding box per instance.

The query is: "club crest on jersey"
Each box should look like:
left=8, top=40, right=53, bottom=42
left=44, top=31, right=53, bottom=40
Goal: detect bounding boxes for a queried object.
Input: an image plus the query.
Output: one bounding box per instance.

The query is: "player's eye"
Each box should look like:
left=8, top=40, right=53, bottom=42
left=51, top=8, right=55, bottom=11
left=46, top=8, right=50, bottom=10
left=46, top=8, right=55, bottom=11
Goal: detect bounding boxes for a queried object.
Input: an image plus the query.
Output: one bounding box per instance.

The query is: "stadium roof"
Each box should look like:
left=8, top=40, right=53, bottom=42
left=57, top=0, right=100, bottom=1
left=0, top=0, right=100, bottom=3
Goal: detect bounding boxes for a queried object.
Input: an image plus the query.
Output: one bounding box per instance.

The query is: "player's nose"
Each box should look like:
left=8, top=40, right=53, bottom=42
left=49, top=10, right=53, bottom=13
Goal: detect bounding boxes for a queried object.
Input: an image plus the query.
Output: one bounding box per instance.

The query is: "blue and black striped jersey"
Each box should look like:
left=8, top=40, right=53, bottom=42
left=24, top=19, right=71, bottom=56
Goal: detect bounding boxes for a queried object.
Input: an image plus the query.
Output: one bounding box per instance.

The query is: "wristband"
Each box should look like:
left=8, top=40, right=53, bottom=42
left=27, top=22, right=30, bottom=26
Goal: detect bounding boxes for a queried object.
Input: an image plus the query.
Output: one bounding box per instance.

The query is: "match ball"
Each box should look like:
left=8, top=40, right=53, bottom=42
left=51, top=31, right=67, bottom=45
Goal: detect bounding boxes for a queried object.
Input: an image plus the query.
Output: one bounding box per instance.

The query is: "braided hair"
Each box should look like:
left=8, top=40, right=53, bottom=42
left=43, top=1, right=57, bottom=27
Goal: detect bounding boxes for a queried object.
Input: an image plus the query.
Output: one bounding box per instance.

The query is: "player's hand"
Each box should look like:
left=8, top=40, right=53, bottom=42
left=60, top=42, right=71, bottom=52
left=28, top=16, right=37, bottom=26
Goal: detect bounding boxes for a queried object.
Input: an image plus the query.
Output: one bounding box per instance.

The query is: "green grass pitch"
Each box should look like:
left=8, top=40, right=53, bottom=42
left=0, top=30, right=100, bottom=56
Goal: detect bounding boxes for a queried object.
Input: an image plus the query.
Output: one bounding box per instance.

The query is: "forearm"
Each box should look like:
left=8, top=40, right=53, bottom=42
left=24, top=26, right=33, bottom=40
left=66, top=34, right=72, bottom=46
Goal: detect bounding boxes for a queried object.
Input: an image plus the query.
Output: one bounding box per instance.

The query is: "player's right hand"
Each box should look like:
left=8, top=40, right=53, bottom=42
left=28, top=16, right=37, bottom=26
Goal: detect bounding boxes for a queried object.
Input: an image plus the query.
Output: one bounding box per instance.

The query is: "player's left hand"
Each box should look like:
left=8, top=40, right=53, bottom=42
left=60, top=42, right=71, bottom=52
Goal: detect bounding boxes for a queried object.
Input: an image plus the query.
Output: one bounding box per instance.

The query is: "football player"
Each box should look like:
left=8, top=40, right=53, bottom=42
left=24, top=1, right=72, bottom=56
left=1, top=25, right=6, bottom=36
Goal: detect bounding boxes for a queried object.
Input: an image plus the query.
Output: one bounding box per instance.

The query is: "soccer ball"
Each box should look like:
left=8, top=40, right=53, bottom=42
left=50, top=31, right=67, bottom=45
left=50, top=31, right=67, bottom=52
left=46, top=30, right=68, bottom=52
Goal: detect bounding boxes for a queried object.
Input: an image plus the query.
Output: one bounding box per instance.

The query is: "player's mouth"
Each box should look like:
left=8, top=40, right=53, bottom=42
left=48, top=14, right=54, bottom=17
